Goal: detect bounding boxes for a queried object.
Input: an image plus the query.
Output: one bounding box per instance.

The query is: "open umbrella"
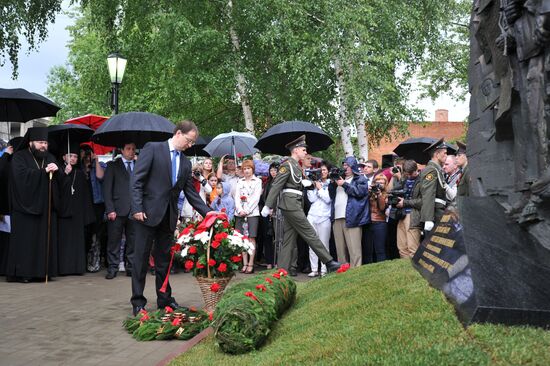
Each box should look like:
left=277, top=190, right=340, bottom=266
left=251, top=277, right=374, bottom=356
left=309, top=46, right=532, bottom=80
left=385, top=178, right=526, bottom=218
left=393, top=137, right=457, bottom=165
left=91, top=111, right=174, bottom=148
left=64, top=114, right=113, bottom=155
left=0, top=88, right=61, bottom=122
left=183, top=135, right=212, bottom=157
left=48, top=123, right=95, bottom=157
left=255, top=120, right=334, bottom=155
left=204, top=131, right=258, bottom=158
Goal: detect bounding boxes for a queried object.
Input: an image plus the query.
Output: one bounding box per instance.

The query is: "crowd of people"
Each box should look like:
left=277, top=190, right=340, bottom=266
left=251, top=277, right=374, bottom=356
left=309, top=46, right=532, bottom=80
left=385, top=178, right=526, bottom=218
left=0, top=126, right=470, bottom=295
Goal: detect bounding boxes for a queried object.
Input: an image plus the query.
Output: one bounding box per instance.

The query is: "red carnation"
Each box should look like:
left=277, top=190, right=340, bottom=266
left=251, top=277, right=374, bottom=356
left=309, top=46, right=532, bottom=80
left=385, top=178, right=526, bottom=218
left=265, top=277, right=273, bottom=284
left=222, top=221, right=230, bottom=228
left=211, top=240, right=221, bottom=249
left=208, top=259, right=217, bottom=267
left=196, top=262, right=205, bottom=269
left=171, top=318, right=181, bottom=326
left=237, top=153, right=243, bottom=158
left=214, top=232, right=228, bottom=241
left=210, top=282, right=221, bottom=292
left=209, top=312, right=214, bottom=321
left=231, top=255, right=242, bottom=263
left=244, top=291, right=259, bottom=302
left=190, top=306, right=197, bottom=312
left=165, top=306, right=174, bottom=313
left=336, top=263, right=351, bottom=273
left=184, top=260, right=194, bottom=270
left=272, top=272, right=281, bottom=279
left=217, top=263, right=227, bottom=272
left=140, top=314, right=150, bottom=322
left=188, top=245, right=197, bottom=254
left=221, top=207, right=227, bottom=212
left=278, top=268, right=288, bottom=276
left=170, top=244, right=181, bottom=254
left=240, top=195, right=247, bottom=202
left=256, top=284, right=267, bottom=292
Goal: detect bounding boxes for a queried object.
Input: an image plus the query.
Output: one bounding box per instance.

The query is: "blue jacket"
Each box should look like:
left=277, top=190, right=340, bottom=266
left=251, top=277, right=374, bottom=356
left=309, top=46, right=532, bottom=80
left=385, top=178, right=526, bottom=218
left=211, top=182, right=235, bottom=221
left=329, top=156, right=370, bottom=227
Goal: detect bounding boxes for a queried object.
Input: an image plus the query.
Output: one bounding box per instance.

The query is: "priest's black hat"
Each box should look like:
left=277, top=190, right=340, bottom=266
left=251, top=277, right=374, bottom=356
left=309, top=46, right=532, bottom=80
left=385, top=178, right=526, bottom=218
left=16, top=127, right=49, bottom=151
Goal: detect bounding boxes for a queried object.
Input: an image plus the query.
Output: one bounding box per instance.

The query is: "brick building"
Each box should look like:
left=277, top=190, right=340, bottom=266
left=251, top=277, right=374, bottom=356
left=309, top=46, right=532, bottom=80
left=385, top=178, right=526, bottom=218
left=367, top=109, right=466, bottom=166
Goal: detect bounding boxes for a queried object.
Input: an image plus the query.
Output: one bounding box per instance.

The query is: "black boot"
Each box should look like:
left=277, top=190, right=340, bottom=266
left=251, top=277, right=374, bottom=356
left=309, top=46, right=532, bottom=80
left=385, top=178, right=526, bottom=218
left=325, top=260, right=342, bottom=273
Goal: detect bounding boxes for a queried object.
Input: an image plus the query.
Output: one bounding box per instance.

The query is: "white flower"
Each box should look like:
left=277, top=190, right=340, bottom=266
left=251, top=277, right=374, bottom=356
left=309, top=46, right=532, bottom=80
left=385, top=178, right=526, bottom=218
left=180, top=245, right=189, bottom=258
left=177, top=234, right=192, bottom=245
left=194, top=230, right=211, bottom=244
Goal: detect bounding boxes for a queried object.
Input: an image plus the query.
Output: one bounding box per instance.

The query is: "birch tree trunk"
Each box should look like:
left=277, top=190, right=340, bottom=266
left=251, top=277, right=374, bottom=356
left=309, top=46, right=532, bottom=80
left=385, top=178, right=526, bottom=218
left=227, top=0, right=255, bottom=135
left=334, top=56, right=354, bottom=157
left=355, top=107, right=369, bottom=160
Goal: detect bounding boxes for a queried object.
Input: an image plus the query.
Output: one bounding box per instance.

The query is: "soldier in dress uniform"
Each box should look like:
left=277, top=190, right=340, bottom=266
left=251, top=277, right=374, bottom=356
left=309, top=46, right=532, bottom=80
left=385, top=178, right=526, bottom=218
left=456, top=141, right=470, bottom=197
left=261, top=135, right=342, bottom=275
left=410, top=138, right=450, bottom=233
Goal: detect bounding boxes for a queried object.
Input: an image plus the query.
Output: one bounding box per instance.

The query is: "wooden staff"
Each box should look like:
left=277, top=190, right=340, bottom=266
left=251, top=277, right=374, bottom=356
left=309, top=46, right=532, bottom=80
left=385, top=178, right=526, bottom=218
left=45, top=171, right=53, bottom=284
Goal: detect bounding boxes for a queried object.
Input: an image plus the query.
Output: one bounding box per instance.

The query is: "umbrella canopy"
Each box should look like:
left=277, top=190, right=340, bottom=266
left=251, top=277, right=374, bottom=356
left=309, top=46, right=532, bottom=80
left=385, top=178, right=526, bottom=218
left=393, top=137, right=457, bottom=165
left=255, top=120, right=334, bottom=155
left=0, top=88, right=61, bottom=122
left=204, top=131, right=258, bottom=158
left=65, top=114, right=113, bottom=155
left=91, top=111, right=175, bottom=148
left=48, top=123, right=95, bottom=157
left=183, top=135, right=212, bottom=157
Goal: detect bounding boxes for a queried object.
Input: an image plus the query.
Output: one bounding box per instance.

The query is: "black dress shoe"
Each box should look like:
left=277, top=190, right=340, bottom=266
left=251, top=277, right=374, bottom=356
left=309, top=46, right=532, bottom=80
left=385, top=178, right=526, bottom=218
left=289, top=269, right=298, bottom=277
left=325, top=260, right=343, bottom=273
left=105, top=271, right=117, bottom=279
left=301, top=267, right=311, bottom=274
left=159, top=301, right=182, bottom=310
left=133, top=305, right=146, bottom=316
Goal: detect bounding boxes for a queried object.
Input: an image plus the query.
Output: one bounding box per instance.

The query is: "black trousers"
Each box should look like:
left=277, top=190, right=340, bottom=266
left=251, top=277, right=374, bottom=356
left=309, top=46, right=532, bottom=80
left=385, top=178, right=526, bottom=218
left=106, top=215, right=135, bottom=272
left=131, top=209, right=175, bottom=309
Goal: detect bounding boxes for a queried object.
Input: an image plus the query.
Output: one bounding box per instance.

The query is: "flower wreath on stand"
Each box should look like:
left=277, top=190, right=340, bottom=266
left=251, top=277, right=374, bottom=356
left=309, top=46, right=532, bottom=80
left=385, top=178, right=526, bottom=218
left=175, top=211, right=254, bottom=313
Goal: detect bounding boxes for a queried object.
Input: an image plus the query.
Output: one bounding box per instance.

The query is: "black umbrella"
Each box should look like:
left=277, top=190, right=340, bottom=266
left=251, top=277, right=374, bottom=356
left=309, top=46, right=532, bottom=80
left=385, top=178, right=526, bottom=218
left=91, top=112, right=174, bottom=148
left=48, top=123, right=95, bottom=157
left=183, top=135, right=212, bottom=157
left=255, top=120, right=334, bottom=155
left=393, top=137, right=457, bottom=165
left=0, top=88, right=61, bottom=122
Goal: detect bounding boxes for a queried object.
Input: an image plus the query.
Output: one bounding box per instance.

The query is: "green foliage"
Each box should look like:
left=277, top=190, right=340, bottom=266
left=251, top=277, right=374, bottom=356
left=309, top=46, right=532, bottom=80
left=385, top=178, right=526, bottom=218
left=169, top=259, right=550, bottom=365
left=213, top=269, right=297, bottom=354
left=0, top=0, right=63, bottom=77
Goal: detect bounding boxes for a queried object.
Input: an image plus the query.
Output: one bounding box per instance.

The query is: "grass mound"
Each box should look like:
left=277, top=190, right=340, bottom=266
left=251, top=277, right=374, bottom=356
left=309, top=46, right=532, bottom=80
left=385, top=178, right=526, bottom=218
left=170, top=259, right=550, bottom=365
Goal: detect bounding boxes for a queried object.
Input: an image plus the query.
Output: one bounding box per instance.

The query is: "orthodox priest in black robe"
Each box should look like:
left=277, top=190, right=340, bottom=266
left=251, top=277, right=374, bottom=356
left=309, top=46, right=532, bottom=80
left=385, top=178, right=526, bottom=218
left=57, top=141, right=95, bottom=275
left=0, top=137, right=22, bottom=275
left=7, top=128, right=60, bottom=282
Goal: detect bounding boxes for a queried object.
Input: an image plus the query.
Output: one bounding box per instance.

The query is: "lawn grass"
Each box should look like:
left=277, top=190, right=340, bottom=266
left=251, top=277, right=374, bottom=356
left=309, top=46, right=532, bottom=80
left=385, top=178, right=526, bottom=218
left=169, top=259, right=550, bottom=365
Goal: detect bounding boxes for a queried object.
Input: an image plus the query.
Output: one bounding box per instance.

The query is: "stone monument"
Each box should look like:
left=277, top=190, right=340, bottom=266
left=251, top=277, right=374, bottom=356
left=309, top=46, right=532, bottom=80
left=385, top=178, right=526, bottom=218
left=413, top=0, right=550, bottom=328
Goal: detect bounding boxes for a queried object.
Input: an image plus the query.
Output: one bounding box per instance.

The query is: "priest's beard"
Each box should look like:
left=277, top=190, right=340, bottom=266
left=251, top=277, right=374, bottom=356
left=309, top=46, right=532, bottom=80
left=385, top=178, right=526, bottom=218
left=30, top=143, right=48, bottom=159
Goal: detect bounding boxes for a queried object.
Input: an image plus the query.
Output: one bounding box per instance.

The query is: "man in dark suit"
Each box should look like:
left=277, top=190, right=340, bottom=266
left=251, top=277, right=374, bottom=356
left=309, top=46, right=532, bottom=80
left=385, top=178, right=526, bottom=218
left=130, top=120, right=211, bottom=315
left=104, top=142, right=137, bottom=279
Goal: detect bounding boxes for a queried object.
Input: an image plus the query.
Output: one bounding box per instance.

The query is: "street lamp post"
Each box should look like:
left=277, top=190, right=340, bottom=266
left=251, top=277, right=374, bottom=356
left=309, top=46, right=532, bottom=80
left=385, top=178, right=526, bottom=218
left=107, top=52, right=127, bottom=115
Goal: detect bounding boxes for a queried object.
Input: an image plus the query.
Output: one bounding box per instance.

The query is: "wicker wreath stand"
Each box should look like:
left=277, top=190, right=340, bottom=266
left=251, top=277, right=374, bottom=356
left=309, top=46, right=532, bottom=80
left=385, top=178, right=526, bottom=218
left=196, top=275, right=233, bottom=313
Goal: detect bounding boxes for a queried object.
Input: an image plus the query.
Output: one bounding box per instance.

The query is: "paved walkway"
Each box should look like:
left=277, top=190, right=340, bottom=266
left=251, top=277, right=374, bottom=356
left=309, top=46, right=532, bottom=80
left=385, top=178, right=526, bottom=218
left=0, top=268, right=311, bottom=366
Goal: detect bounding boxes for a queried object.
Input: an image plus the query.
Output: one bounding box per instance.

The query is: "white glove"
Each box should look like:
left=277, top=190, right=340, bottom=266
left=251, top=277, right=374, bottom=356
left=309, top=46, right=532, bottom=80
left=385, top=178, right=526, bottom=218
left=301, top=179, right=312, bottom=188
left=424, top=221, right=434, bottom=232
left=261, top=206, right=272, bottom=217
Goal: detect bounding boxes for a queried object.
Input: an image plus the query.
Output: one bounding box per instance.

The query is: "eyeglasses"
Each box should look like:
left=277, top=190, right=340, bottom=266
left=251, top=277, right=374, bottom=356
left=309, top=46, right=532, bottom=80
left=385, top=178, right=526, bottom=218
left=183, top=135, right=196, bottom=146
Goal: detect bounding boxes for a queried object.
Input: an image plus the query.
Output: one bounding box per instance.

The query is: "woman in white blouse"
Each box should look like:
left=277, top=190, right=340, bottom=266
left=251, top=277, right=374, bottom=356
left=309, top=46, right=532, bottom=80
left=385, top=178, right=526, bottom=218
left=234, top=159, right=262, bottom=274
left=306, top=163, right=332, bottom=277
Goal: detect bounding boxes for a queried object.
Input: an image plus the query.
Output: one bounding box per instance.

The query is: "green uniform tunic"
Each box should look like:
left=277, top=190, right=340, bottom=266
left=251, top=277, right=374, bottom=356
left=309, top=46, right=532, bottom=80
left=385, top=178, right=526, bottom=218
left=409, top=160, right=448, bottom=228
left=264, top=157, right=332, bottom=271
left=457, top=164, right=470, bottom=197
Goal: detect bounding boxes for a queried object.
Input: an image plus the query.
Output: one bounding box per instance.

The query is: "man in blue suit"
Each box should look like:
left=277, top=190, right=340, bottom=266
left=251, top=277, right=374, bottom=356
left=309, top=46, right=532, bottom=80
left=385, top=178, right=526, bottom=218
left=130, top=120, right=211, bottom=315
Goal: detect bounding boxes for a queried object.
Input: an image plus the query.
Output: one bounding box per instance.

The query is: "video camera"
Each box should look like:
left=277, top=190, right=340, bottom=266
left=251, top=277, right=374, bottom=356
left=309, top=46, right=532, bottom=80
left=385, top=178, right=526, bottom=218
left=387, top=189, right=405, bottom=206
left=329, top=167, right=346, bottom=180
left=305, top=168, right=322, bottom=181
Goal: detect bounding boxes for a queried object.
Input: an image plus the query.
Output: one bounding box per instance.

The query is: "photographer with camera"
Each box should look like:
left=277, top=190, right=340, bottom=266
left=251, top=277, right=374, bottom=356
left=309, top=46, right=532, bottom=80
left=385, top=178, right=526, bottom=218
left=306, top=162, right=332, bottom=277
left=180, top=163, right=212, bottom=222
left=328, top=156, right=370, bottom=268
left=394, top=160, right=422, bottom=258
left=364, top=173, right=389, bottom=263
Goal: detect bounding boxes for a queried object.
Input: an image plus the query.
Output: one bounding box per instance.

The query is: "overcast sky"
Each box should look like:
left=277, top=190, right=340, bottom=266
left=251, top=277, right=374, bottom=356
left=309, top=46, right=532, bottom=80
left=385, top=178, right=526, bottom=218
left=0, top=4, right=469, bottom=122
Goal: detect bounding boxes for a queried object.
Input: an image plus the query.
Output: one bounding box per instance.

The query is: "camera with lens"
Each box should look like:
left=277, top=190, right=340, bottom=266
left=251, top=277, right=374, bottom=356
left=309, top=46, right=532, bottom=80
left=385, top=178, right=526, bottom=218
left=387, top=189, right=405, bottom=206
left=193, top=170, right=202, bottom=178
left=391, top=166, right=402, bottom=175
left=369, top=183, right=383, bottom=196
left=305, top=168, right=322, bottom=181
left=329, top=167, right=346, bottom=180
